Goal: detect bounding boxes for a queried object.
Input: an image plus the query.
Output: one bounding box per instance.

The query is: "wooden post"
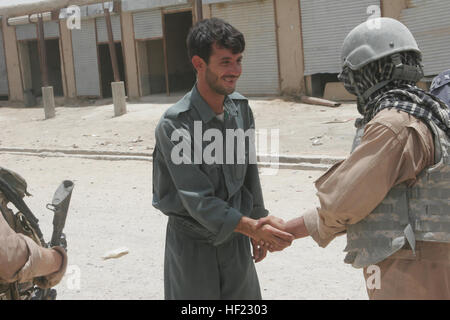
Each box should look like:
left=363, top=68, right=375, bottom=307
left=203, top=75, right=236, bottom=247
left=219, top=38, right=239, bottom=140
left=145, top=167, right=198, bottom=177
left=195, top=0, right=203, bottom=22
left=104, top=8, right=120, bottom=82
left=37, top=14, right=55, bottom=119
left=37, top=14, right=49, bottom=87
left=162, top=13, right=170, bottom=96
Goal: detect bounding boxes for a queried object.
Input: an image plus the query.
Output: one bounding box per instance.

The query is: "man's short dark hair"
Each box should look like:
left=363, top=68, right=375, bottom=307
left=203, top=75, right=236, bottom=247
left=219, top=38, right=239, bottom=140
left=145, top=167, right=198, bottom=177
left=187, top=18, right=245, bottom=64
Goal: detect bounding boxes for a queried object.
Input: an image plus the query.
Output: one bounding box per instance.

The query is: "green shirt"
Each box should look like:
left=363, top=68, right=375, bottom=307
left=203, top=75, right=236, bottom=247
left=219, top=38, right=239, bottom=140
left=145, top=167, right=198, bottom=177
left=152, top=85, right=268, bottom=246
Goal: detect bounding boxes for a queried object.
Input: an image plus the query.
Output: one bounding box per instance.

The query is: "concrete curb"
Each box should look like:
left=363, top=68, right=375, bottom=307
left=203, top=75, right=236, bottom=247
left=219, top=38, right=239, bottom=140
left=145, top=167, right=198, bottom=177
left=0, top=147, right=345, bottom=171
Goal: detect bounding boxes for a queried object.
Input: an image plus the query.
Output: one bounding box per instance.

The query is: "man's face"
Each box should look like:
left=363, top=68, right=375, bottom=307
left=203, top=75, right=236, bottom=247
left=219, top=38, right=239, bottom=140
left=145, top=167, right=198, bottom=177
left=204, top=43, right=243, bottom=96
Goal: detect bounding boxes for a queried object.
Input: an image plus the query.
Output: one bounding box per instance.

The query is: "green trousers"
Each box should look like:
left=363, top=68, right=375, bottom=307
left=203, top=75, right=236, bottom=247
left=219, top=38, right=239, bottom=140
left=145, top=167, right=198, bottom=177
left=164, top=217, right=262, bottom=300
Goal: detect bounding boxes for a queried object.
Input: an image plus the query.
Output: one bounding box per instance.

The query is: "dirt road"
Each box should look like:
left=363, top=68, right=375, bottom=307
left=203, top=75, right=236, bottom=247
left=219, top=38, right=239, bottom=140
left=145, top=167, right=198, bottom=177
left=0, top=96, right=360, bottom=157
left=0, top=154, right=367, bottom=299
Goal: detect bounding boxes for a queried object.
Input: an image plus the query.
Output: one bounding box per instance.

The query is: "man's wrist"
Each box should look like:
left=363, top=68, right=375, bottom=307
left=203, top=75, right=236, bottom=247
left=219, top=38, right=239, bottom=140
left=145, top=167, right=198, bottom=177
left=286, top=216, right=309, bottom=239
left=235, top=216, right=257, bottom=237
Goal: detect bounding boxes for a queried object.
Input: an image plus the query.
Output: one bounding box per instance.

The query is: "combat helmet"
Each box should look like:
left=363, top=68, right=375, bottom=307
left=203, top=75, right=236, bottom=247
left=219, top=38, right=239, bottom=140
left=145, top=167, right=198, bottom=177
left=339, top=17, right=424, bottom=103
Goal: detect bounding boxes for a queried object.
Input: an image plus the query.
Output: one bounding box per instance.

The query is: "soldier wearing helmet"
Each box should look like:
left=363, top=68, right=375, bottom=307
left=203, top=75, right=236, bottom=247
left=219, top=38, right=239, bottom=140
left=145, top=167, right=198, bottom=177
left=257, top=17, right=450, bottom=299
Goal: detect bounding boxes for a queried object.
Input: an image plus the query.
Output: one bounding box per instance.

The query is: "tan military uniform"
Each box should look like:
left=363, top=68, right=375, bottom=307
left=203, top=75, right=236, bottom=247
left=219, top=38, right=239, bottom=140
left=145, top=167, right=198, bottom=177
left=303, top=108, right=450, bottom=299
left=0, top=193, right=67, bottom=299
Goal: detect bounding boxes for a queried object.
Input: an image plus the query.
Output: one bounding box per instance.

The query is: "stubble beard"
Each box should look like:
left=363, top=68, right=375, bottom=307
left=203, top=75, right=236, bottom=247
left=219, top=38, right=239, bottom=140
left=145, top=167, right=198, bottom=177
left=205, top=66, right=236, bottom=96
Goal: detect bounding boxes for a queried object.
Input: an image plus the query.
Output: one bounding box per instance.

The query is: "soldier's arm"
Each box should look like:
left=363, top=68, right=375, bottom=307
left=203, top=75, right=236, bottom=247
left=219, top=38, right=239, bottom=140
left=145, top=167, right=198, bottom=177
left=303, top=110, right=434, bottom=248
left=0, top=212, right=66, bottom=286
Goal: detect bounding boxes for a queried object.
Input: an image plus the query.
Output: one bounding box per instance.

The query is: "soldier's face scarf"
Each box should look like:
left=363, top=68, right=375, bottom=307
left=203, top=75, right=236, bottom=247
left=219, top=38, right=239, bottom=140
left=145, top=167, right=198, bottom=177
left=338, top=52, right=450, bottom=137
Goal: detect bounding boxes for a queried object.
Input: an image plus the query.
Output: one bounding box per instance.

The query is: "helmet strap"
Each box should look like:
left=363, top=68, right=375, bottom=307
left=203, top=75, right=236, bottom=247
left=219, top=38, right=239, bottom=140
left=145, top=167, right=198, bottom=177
left=390, top=53, right=424, bottom=82
left=361, top=53, right=424, bottom=102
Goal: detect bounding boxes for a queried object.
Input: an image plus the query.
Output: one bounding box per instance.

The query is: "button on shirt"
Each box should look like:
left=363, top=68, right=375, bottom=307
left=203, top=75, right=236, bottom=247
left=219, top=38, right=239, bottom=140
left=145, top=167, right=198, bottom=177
left=152, top=85, right=268, bottom=246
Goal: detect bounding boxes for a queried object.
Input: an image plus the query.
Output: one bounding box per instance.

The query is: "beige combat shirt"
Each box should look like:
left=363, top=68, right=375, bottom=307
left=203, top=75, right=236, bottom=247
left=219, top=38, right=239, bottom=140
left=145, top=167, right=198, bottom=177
left=303, top=108, right=437, bottom=247
left=0, top=209, right=67, bottom=287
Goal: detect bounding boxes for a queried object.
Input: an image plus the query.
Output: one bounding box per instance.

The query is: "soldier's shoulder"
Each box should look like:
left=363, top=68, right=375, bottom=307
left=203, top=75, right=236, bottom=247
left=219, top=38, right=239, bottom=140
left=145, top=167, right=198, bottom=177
left=370, top=108, right=417, bottom=132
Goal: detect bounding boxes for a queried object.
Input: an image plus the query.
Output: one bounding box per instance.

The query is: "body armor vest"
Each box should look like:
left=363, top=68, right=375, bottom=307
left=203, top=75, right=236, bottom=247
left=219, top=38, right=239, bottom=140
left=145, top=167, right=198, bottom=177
left=344, top=118, right=450, bottom=268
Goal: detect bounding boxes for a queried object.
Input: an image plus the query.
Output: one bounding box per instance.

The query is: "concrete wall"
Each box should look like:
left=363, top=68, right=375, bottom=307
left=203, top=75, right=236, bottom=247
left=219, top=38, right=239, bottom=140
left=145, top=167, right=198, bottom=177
left=120, top=11, right=140, bottom=99
left=59, top=19, right=77, bottom=98
left=275, top=0, right=305, bottom=95
left=2, top=18, right=24, bottom=102
left=381, top=0, right=409, bottom=19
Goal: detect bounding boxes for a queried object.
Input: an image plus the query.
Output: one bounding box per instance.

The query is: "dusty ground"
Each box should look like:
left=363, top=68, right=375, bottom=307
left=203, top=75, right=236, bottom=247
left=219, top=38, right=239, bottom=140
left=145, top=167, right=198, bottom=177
left=0, top=96, right=368, bottom=299
left=0, top=95, right=359, bottom=157
left=0, top=154, right=367, bottom=300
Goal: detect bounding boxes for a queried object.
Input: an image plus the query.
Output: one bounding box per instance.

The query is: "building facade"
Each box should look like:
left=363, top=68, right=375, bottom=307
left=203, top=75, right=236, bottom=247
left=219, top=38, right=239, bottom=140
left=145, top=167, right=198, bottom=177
left=0, top=0, right=448, bottom=103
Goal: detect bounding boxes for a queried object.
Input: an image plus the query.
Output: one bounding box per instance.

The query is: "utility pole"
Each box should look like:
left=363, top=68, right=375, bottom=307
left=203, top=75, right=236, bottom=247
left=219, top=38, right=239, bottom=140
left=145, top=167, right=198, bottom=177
left=37, top=14, right=48, bottom=87
left=104, top=8, right=120, bottom=82
left=103, top=3, right=126, bottom=116
left=196, top=0, right=203, bottom=22
left=37, top=14, right=55, bottom=119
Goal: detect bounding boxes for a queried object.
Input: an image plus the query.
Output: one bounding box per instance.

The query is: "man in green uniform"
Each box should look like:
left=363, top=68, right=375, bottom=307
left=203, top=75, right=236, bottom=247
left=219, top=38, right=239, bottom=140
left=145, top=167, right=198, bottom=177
left=152, top=18, right=293, bottom=300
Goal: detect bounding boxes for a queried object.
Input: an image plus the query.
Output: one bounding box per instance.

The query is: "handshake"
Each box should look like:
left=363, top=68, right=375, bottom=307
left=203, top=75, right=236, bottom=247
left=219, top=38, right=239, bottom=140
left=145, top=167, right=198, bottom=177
left=236, top=215, right=308, bottom=263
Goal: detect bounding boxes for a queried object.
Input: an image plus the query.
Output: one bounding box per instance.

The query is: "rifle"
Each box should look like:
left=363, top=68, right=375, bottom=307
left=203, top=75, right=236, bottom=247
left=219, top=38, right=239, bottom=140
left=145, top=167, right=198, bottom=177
left=32, top=180, right=74, bottom=300
left=47, top=180, right=74, bottom=248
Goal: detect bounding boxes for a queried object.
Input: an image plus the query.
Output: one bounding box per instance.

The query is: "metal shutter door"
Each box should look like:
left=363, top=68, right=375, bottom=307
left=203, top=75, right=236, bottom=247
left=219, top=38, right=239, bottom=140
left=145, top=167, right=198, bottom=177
left=71, top=19, right=100, bottom=96
left=211, top=0, right=279, bottom=95
left=163, top=3, right=191, bottom=10
left=44, top=21, right=60, bottom=38
left=16, top=24, right=37, bottom=40
left=133, top=10, right=163, bottom=39
left=0, top=29, right=8, bottom=95
left=16, top=21, right=59, bottom=40
left=400, top=0, right=450, bottom=76
left=122, top=0, right=189, bottom=11
left=96, top=15, right=122, bottom=43
left=301, top=0, right=380, bottom=75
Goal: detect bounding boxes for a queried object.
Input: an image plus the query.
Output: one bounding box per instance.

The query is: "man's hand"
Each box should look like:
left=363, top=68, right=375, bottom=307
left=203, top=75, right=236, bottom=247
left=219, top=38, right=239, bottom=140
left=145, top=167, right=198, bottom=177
left=251, top=238, right=267, bottom=263
left=256, top=216, right=287, bottom=232
left=235, top=216, right=294, bottom=251
left=256, top=216, right=309, bottom=252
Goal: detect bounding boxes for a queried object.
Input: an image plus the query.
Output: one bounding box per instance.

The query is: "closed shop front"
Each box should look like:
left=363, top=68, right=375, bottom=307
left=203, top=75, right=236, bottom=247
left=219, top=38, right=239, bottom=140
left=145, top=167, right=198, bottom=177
left=210, top=0, right=280, bottom=96
left=96, top=14, right=122, bottom=43
left=133, top=9, right=165, bottom=96
left=15, top=21, right=60, bottom=40
left=96, top=14, right=126, bottom=98
left=300, top=0, right=380, bottom=76
left=71, top=19, right=101, bottom=97
left=125, top=1, right=195, bottom=96
left=399, top=0, right=450, bottom=76
left=15, top=20, right=63, bottom=97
